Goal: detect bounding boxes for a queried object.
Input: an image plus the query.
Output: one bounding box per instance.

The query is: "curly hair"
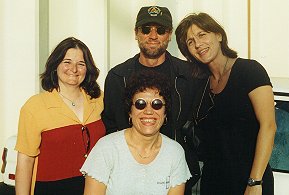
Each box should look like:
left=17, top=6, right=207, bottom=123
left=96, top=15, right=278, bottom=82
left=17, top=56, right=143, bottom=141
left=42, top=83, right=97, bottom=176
left=40, top=37, right=101, bottom=98
left=124, top=70, right=171, bottom=115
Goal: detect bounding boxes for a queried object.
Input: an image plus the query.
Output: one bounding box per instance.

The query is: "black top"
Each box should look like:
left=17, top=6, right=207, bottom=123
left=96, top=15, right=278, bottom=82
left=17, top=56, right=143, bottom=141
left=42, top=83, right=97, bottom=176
left=197, top=58, right=274, bottom=194
left=102, top=51, right=197, bottom=140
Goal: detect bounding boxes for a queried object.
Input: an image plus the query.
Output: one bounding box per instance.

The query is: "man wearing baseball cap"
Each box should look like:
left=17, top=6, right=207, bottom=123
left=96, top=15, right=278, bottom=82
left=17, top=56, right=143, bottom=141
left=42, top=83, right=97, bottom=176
left=102, top=6, right=200, bottom=194
left=135, top=6, right=173, bottom=29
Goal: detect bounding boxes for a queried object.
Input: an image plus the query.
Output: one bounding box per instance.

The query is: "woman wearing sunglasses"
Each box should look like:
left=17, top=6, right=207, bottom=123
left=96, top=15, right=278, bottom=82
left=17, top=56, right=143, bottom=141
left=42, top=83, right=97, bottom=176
left=81, top=70, right=192, bottom=195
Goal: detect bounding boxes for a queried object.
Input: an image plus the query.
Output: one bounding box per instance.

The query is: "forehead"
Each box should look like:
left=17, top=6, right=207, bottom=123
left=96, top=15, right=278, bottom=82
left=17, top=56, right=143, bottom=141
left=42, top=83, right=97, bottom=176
left=187, top=24, right=204, bottom=35
left=64, top=48, right=84, bottom=58
left=133, top=88, right=162, bottom=99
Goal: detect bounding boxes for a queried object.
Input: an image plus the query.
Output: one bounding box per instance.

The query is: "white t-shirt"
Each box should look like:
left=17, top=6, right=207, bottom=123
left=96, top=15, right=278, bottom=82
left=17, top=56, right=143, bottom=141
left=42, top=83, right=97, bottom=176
left=80, top=130, right=191, bottom=195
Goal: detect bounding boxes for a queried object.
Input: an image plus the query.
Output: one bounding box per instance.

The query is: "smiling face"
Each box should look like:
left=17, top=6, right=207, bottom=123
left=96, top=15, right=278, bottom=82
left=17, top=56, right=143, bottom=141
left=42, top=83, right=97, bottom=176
left=130, top=88, right=166, bottom=137
left=135, top=24, right=172, bottom=59
left=186, top=24, right=223, bottom=64
left=57, top=48, right=87, bottom=88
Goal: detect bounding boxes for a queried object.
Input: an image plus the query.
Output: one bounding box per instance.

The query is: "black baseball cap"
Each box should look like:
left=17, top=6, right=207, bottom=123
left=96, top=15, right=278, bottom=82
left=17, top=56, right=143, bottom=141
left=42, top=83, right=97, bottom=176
left=135, top=6, right=172, bottom=28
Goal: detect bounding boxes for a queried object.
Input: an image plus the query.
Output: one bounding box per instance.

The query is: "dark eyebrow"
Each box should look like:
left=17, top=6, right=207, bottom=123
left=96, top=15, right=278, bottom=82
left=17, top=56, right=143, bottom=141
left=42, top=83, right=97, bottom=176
left=62, top=59, right=85, bottom=64
left=197, top=30, right=207, bottom=35
left=186, top=38, right=191, bottom=42
left=186, top=37, right=194, bottom=43
left=186, top=30, right=207, bottom=41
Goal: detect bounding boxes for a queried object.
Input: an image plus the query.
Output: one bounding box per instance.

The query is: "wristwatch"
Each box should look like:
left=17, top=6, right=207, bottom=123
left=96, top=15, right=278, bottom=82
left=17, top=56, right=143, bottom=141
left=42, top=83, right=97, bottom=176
left=247, top=178, right=263, bottom=186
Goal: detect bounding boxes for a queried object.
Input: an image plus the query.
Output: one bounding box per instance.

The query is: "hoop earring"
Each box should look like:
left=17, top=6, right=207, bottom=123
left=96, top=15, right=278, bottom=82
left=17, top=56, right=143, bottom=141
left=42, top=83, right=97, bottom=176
left=163, top=117, right=167, bottom=125
left=128, top=117, right=132, bottom=126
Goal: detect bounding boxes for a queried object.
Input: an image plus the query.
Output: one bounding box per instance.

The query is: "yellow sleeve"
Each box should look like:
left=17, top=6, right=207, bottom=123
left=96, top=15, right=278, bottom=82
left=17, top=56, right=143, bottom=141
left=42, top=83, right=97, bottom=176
left=15, top=98, right=42, bottom=157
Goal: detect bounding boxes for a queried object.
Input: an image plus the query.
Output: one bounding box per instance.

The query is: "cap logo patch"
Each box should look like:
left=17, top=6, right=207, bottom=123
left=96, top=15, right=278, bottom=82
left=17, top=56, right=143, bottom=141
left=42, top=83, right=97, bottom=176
left=147, top=6, right=162, bottom=17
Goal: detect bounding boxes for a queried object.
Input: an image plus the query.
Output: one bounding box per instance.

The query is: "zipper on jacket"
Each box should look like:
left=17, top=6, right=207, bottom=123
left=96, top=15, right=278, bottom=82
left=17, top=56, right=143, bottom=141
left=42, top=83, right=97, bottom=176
left=174, top=77, right=182, bottom=140
left=123, top=77, right=126, bottom=87
left=115, top=76, right=126, bottom=133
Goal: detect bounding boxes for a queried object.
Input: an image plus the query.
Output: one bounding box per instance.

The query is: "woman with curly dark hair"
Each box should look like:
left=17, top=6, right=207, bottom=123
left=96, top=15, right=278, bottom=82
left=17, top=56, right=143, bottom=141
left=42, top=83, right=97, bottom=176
left=15, top=37, right=105, bottom=195
left=81, top=70, right=192, bottom=195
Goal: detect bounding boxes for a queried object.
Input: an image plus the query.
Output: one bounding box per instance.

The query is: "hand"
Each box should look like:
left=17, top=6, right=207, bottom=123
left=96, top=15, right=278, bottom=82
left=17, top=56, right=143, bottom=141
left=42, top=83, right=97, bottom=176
left=244, top=185, right=262, bottom=195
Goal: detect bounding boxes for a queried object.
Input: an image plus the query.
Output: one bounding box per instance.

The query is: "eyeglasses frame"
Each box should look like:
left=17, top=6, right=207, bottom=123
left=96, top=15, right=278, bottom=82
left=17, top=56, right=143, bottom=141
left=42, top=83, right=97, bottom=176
left=133, top=98, right=165, bottom=111
left=138, top=25, right=170, bottom=35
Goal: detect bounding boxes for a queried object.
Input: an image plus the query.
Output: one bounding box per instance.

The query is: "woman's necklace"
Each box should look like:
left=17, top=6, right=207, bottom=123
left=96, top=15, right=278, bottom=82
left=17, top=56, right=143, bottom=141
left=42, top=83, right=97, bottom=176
left=132, top=133, right=160, bottom=159
left=59, top=93, right=76, bottom=106
left=137, top=151, right=151, bottom=159
left=217, top=57, right=229, bottom=84
left=210, top=57, right=229, bottom=91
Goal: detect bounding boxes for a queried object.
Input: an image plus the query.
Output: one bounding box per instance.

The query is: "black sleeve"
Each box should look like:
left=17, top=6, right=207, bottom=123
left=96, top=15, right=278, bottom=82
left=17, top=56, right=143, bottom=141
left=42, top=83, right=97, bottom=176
left=101, top=71, right=130, bottom=134
left=243, top=60, right=272, bottom=94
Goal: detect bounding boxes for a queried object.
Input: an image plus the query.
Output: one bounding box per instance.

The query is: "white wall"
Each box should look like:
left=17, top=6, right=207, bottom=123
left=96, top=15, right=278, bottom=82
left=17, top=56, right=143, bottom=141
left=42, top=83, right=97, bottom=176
left=49, top=0, right=108, bottom=89
left=273, top=172, right=289, bottom=195
left=251, top=0, right=289, bottom=79
left=0, top=0, right=39, bottom=157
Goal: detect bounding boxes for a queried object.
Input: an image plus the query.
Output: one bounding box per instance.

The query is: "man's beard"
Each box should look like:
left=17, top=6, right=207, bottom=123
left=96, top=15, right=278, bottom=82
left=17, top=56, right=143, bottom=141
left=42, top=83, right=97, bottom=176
left=138, top=40, right=169, bottom=59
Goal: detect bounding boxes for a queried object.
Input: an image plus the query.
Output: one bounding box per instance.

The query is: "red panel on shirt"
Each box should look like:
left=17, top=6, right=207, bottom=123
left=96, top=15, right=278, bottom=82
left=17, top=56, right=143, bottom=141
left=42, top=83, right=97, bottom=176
left=36, top=120, right=105, bottom=181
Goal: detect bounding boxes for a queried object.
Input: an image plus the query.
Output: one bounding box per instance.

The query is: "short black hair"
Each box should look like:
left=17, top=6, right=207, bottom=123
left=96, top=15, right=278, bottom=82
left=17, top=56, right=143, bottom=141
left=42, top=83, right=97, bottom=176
left=124, top=70, right=171, bottom=115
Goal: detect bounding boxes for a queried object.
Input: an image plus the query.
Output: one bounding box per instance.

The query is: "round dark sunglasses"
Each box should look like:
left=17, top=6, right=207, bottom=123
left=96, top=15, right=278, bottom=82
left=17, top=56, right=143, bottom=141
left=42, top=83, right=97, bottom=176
left=133, top=98, right=165, bottom=110
left=139, top=26, right=168, bottom=35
